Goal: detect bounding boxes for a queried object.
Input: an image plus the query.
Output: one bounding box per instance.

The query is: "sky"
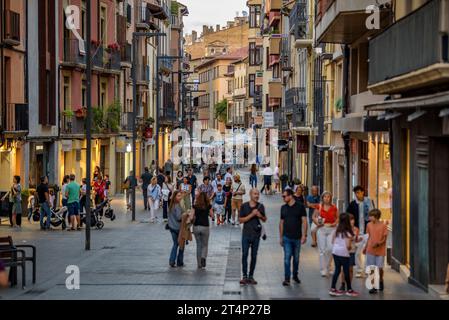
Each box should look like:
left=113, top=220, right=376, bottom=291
left=181, top=0, right=248, bottom=35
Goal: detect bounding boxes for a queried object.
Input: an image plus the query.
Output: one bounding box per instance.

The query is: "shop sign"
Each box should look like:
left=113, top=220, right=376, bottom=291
left=116, top=137, right=127, bottom=153
left=61, top=140, right=73, bottom=152
left=296, top=135, right=309, bottom=154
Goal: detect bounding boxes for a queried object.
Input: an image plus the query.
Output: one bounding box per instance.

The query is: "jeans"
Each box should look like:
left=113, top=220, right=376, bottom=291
left=331, top=255, right=352, bottom=290
left=193, top=225, right=210, bottom=266
left=79, top=196, right=86, bottom=214
left=148, top=198, right=159, bottom=221
left=249, top=174, right=257, bottom=188
left=169, top=229, right=184, bottom=266
left=242, top=235, right=260, bottom=278
left=39, top=202, right=52, bottom=229
left=191, top=187, right=196, bottom=205
left=62, top=198, right=68, bottom=207
left=28, top=208, right=33, bottom=220
left=142, top=185, right=149, bottom=210
left=283, top=236, right=301, bottom=280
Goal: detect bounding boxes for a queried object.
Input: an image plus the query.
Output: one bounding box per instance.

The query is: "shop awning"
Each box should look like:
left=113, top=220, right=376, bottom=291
left=332, top=116, right=389, bottom=132
left=365, top=90, right=449, bottom=112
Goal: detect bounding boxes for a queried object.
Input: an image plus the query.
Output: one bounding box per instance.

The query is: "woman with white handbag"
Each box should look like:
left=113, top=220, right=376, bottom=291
left=148, top=177, right=162, bottom=223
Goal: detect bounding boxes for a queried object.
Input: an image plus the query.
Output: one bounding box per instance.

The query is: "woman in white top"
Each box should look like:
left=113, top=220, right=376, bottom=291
left=162, top=175, right=174, bottom=222
left=147, top=177, right=162, bottom=223
left=329, top=213, right=358, bottom=297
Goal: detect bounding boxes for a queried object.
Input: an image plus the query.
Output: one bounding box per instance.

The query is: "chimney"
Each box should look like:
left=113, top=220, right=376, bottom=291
left=216, top=24, right=220, bottom=32
left=192, top=31, right=197, bottom=42
left=202, top=25, right=208, bottom=36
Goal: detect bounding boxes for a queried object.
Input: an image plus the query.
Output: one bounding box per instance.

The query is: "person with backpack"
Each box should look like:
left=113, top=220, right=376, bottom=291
left=212, top=183, right=226, bottom=225
left=148, top=177, right=162, bottom=223
left=329, top=213, right=359, bottom=297
left=346, top=185, right=374, bottom=277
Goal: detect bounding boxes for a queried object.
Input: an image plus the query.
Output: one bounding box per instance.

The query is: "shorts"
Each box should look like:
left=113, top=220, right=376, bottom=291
left=366, top=254, right=385, bottom=268
left=232, top=199, right=243, bottom=211
left=67, top=202, right=80, bottom=217
left=213, top=203, right=225, bottom=215
left=349, top=253, right=356, bottom=266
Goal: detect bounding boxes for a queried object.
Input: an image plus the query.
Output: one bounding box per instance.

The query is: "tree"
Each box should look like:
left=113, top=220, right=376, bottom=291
left=214, top=99, right=228, bottom=123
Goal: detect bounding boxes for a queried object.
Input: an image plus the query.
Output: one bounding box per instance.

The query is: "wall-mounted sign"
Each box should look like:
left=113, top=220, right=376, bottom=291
left=116, top=136, right=127, bottom=153
left=61, top=140, right=73, bottom=152
left=297, top=135, right=309, bottom=154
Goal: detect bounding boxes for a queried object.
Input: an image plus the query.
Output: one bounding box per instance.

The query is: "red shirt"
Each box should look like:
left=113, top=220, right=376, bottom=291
left=319, top=204, right=338, bottom=224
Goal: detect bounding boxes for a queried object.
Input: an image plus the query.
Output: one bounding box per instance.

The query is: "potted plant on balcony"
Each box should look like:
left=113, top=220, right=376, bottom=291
left=145, top=117, right=155, bottom=128
left=75, top=106, right=87, bottom=119
left=92, top=106, right=105, bottom=133
left=105, top=101, right=121, bottom=133
left=107, top=43, right=121, bottom=52
left=335, top=97, right=344, bottom=112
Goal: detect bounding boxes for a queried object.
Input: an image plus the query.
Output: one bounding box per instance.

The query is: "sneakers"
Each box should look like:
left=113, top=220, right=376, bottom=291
left=282, top=280, right=290, bottom=286
left=369, top=288, right=378, bottom=294
left=240, top=278, right=249, bottom=285
left=329, top=289, right=344, bottom=297
left=247, top=278, right=258, bottom=285
left=346, top=290, right=359, bottom=297
left=339, top=283, right=346, bottom=292
left=201, top=258, right=206, bottom=268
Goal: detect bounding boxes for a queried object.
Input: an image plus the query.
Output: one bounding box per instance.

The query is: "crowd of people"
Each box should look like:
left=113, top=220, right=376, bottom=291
left=141, top=163, right=391, bottom=297
left=0, top=161, right=394, bottom=297
left=0, top=166, right=112, bottom=232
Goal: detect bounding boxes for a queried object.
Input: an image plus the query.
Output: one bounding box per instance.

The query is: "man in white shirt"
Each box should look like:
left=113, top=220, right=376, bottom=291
left=212, top=173, right=226, bottom=193
left=224, top=167, right=233, bottom=182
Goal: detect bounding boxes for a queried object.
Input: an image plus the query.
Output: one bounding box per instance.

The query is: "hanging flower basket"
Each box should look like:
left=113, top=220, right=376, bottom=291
left=107, top=43, right=121, bottom=52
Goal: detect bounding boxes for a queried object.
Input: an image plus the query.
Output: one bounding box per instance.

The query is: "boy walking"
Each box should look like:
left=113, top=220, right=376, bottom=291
left=364, top=209, right=388, bottom=294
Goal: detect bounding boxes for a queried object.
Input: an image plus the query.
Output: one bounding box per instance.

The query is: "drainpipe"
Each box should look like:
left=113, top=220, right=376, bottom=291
left=342, top=44, right=351, bottom=208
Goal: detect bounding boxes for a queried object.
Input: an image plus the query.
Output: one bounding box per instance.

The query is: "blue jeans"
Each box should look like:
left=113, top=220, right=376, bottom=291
left=242, top=235, right=260, bottom=278
left=249, top=174, right=257, bottom=188
left=39, top=202, right=52, bottom=229
left=283, top=236, right=301, bottom=280
left=169, top=229, right=184, bottom=266
left=163, top=200, right=169, bottom=219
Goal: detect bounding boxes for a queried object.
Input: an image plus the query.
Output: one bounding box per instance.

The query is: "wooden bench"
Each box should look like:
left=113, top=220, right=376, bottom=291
left=0, top=236, right=36, bottom=289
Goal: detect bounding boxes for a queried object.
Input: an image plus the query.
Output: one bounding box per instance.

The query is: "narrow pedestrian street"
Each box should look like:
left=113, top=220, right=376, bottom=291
left=0, top=168, right=430, bottom=300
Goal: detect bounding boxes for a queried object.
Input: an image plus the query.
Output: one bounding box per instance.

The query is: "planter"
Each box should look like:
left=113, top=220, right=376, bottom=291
left=75, top=107, right=87, bottom=118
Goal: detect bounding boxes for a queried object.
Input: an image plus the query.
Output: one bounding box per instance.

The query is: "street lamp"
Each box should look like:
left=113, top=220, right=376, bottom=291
left=131, top=32, right=166, bottom=222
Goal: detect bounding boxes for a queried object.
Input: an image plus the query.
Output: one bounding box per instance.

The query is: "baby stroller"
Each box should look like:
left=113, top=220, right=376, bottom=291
left=32, top=206, right=68, bottom=230
left=80, top=199, right=115, bottom=230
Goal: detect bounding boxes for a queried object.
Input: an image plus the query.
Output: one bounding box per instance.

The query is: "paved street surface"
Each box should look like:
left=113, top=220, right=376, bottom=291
left=0, top=168, right=431, bottom=300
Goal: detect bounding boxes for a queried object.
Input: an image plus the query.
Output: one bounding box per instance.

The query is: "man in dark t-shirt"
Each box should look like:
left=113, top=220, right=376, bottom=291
left=37, top=176, right=52, bottom=230
left=239, top=189, right=267, bottom=285
left=140, top=167, right=153, bottom=210
left=280, top=189, right=308, bottom=286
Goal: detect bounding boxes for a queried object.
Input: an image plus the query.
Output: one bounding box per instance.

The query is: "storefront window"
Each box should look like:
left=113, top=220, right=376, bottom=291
left=378, top=143, right=393, bottom=223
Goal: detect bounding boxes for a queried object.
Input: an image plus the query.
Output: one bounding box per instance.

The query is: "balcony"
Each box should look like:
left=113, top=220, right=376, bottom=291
left=268, top=11, right=281, bottom=27
left=4, top=9, right=20, bottom=46
left=136, top=5, right=159, bottom=30
left=269, top=79, right=282, bottom=99
left=269, top=54, right=281, bottom=67
left=60, top=114, right=85, bottom=135
left=160, top=59, right=173, bottom=74
left=368, top=0, right=449, bottom=95
left=254, top=92, right=263, bottom=108
left=269, top=35, right=282, bottom=55
left=315, top=0, right=391, bottom=44
left=5, top=103, right=28, bottom=132
left=265, top=0, right=283, bottom=14
left=160, top=107, right=177, bottom=124
left=91, top=44, right=122, bottom=72
left=285, top=87, right=306, bottom=114
left=62, top=39, right=87, bottom=66
left=290, top=1, right=313, bottom=48
left=171, top=15, right=182, bottom=29
left=146, top=0, right=169, bottom=20
left=120, top=112, right=134, bottom=132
